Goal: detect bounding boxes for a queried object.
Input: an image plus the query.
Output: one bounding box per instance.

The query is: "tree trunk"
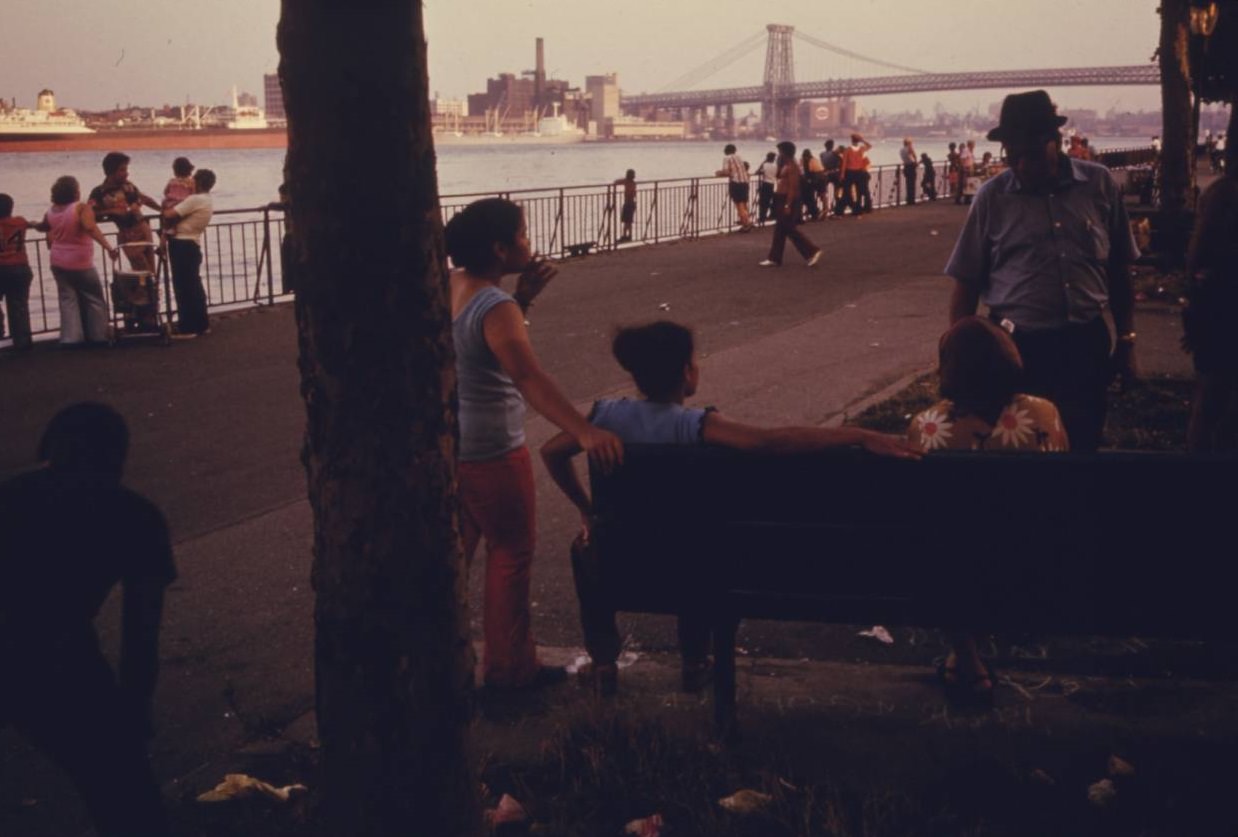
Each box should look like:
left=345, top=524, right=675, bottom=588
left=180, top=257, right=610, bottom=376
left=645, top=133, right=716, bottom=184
left=277, top=3, right=477, bottom=835
left=1159, top=0, right=1195, bottom=263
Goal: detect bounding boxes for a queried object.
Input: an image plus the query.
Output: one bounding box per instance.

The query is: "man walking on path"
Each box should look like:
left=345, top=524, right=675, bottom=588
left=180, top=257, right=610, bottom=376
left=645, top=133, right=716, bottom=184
left=900, top=137, right=918, bottom=205
left=163, top=168, right=216, bottom=337
left=945, top=90, right=1138, bottom=452
left=716, top=144, right=753, bottom=231
left=756, top=152, right=778, bottom=225
left=760, top=141, right=822, bottom=268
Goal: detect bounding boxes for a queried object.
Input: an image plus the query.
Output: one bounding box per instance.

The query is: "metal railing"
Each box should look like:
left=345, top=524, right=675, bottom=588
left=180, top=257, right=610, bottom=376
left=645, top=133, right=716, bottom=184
left=5, top=150, right=1151, bottom=343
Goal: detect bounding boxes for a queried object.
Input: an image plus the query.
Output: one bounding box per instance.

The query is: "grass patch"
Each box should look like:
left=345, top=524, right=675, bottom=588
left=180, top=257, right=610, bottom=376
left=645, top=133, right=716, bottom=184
left=850, top=374, right=1192, bottom=452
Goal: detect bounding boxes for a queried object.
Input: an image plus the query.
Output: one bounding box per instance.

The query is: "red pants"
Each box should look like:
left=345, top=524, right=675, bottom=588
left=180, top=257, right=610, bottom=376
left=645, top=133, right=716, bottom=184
left=458, top=446, right=540, bottom=686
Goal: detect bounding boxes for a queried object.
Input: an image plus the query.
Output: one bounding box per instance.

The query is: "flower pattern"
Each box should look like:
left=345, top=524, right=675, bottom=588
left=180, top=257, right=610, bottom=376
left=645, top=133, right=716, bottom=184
left=908, top=394, right=1069, bottom=453
left=913, top=408, right=954, bottom=450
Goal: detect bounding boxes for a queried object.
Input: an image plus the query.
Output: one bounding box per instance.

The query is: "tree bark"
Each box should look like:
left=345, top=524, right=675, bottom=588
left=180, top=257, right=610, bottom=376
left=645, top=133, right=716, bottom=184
left=1159, top=0, right=1195, bottom=263
left=277, top=3, right=477, bottom=835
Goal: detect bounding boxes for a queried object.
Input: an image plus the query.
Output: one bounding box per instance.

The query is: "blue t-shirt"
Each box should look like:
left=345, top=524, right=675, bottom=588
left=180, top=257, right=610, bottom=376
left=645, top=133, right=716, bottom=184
left=589, top=398, right=711, bottom=445
left=454, top=285, right=526, bottom=461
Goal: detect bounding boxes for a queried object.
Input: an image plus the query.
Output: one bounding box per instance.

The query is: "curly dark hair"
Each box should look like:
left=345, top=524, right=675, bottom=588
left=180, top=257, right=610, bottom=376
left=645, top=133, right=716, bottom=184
left=612, top=321, right=695, bottom=401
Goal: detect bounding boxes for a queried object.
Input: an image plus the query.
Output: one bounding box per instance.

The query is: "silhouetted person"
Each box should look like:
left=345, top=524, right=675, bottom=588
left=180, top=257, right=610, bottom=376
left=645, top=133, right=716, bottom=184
left=0, top=403, right=175, bottom=837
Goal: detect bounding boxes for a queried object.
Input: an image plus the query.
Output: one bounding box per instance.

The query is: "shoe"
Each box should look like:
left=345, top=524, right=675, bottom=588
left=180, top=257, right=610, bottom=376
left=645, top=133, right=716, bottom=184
left=170, top=331, right=198, bottom=341
left=681, top=659, right=713, bottom=693
left=807, top=251, right=822, bottom=267
left=577, top=661, right=618, bottom=697
left=758, top=259, right=779, bottom=267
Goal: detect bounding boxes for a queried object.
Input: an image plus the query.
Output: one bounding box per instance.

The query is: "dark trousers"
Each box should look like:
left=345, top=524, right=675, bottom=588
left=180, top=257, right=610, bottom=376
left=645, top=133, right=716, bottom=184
left=857, top=171, right=873, bottom=213
left=0, top=263, right=33, bottom=348
left=922, top=172, right=938, bottom=201
left=3, top=652, right=169, bottom=837
left=903, top=163, right=917, bottom=205
left=1009, top=316, right=1113, bottom=452
left=757, top=182, right=775, bottom=224
left=835, top=172, right=858, bottom=215
left=168, top=238, right=209, bottom=334
left=570, top=535, right=708, bottom=668
left=768, top=197, right=820, bottom=264
left=801, top=180, right=820, bottom=220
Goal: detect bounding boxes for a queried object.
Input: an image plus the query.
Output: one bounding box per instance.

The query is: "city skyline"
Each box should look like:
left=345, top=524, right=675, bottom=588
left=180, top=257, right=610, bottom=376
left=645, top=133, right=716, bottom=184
left=3, top=1, right=1166, bottom=116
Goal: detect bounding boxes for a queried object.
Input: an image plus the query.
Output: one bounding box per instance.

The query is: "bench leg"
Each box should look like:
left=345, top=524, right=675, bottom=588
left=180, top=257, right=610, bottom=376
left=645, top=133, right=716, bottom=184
left=712, top=618, right=739, bottom=742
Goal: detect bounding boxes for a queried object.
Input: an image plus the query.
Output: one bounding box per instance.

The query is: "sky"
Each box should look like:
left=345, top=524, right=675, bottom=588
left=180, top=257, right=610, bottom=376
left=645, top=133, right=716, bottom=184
left=2, top=1, right=1168, bottom=117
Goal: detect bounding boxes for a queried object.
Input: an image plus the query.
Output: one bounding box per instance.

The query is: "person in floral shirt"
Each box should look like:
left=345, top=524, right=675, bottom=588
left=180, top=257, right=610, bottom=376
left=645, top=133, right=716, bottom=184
left=907, top=316, right=1068, bottom=705
left=910, top=317, right=1069, bottom=453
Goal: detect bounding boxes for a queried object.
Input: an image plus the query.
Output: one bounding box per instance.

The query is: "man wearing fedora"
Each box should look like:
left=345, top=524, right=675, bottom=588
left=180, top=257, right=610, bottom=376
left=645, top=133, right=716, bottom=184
left=945, top=90, right=1138, bottom=452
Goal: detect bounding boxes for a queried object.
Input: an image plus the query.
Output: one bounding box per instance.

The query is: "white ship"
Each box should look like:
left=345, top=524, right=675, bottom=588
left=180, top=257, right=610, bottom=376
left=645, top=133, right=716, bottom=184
left=0, top=90, right=94, bottom=139
left=433, top=104, right=586, bottom=145
left=226, top=85, right=268, bottom=130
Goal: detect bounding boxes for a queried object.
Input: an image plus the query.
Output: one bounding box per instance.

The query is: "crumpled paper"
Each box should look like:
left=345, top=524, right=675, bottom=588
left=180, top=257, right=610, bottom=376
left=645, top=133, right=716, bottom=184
left=624, top=812, right=667, bottom=835
left=485, top=793, right=528, bottom=827
left=718, top=789, right=772, bottom=814
left=1087, top=778, right=1117, bottom=807
left=857, top=625, right=894, bottom=645
left=1107, top=755, right=1136, bottom=777
left=196, top=773, right=308, bottom=804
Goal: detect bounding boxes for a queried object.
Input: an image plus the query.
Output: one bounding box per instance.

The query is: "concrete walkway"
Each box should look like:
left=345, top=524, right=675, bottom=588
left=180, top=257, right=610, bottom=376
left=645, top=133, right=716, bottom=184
left=0, top=198, right=1210, bottom=836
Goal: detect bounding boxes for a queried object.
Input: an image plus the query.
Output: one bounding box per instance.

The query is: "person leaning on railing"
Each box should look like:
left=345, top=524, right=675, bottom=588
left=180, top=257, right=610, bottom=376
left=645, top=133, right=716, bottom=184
left=40, top=176, right=119, bottom=347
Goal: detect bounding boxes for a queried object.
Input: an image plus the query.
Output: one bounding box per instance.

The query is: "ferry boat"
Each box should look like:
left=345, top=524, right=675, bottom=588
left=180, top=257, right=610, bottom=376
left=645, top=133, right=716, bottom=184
left=0, top=90, right=95, bottom=140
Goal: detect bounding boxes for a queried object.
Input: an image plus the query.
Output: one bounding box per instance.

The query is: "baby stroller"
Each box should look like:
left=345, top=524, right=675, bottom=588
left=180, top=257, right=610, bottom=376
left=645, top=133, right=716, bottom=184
left=109, top=240, right=171, bottom=346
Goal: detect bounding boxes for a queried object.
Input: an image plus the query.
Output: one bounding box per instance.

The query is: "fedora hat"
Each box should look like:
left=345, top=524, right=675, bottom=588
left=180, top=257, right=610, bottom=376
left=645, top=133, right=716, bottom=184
left=986, top=90, right=1068, bottom=142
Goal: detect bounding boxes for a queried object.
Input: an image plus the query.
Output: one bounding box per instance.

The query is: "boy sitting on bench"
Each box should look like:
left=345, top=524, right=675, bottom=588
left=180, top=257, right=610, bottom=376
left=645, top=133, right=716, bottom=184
left=541, top=320, right=920, bottom=695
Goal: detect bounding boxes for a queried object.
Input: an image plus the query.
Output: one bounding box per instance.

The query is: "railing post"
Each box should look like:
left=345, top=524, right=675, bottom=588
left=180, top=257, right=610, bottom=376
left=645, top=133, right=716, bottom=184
left=263, top=205, right=276, bottom=305
left=652, top=182, right=660, bottom=245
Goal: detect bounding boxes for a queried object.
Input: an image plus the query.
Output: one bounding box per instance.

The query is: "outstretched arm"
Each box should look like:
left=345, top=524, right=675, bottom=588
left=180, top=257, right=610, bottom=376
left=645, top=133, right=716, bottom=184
left=703, top=413, right=921, bottom=458
left=484, top=302, right=623, bottom=472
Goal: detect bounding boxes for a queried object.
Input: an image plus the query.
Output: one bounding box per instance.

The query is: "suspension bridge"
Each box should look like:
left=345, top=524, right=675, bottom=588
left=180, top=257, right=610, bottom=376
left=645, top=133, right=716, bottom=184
left=621, top=24, right=1160, bottom=135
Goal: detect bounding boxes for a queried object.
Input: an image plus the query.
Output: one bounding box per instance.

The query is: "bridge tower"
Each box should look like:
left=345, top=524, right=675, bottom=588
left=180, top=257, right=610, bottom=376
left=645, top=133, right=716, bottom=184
left=762, top=24, right=797, bottom=137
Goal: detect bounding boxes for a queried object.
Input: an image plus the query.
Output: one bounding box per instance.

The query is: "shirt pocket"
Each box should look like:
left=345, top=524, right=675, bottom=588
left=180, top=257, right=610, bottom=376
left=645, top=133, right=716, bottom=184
left=1064, top=203, right=1110, bottom=263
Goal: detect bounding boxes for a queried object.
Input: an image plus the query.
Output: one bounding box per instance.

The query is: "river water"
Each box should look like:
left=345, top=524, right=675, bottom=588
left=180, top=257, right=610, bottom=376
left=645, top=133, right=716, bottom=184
left=0, top=135, right=1140, bottom=219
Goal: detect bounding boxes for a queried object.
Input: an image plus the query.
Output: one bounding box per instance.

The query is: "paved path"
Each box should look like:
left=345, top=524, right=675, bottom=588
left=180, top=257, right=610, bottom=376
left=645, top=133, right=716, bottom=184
left=0, top=198, right=1199, bottom=835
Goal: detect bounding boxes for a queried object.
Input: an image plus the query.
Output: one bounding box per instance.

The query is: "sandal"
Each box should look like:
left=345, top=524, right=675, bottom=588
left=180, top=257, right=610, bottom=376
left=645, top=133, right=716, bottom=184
left=935, top=657, right=995, bottom=708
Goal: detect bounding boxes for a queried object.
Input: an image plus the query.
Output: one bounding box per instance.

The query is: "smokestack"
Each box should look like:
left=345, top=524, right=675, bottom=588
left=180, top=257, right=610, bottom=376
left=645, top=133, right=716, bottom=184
left=535, top=37, right=545, bottom=111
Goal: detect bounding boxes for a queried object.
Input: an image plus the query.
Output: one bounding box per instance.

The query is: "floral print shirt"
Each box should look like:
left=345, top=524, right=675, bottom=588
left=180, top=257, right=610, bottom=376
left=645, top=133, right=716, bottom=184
left=908, top=393, right=1069, bottom=453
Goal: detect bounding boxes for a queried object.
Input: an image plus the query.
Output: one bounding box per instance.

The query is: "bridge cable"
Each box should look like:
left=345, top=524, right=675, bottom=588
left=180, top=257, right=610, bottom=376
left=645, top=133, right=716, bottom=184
left=793, top=30, right=931, bottom=76
left=657, top=30, right=768, bottom=92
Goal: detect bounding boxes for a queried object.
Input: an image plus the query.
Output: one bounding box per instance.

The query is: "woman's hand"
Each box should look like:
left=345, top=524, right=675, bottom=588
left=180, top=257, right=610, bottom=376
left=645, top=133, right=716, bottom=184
left=860, top=431, right=923, bottom=460
left=576, top=426, right=623, bottom=474
left=513, top=255, right=556, bottom=308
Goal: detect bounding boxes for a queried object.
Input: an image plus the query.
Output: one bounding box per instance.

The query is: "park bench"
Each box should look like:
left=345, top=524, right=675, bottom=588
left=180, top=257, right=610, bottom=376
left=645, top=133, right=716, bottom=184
left=589, top=445, right=1236, bottom=735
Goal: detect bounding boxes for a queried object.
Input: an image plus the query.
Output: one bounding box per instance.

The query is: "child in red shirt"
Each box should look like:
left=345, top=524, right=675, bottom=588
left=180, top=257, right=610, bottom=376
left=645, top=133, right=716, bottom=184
left=0, top=193, right=35, bottom=350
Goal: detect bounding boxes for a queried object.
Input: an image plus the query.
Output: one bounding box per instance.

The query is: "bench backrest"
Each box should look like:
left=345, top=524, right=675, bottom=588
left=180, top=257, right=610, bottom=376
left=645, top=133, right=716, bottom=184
left=590, top=446, right=1237, bottom=639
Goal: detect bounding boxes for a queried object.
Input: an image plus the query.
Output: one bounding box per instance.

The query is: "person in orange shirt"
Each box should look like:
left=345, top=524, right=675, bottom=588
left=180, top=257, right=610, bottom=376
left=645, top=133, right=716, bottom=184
left=0, top=193, right=35, bottom=350
left=838, top=133, right=872, bottom=216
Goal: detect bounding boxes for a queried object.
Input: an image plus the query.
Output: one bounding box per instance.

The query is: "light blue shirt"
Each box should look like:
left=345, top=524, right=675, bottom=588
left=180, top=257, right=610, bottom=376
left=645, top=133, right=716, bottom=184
left=945, top=157, right=1138, bottom=331
left=589, top=398, right=710, bottom=445
left=454, top=285, right=526, bottom=461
